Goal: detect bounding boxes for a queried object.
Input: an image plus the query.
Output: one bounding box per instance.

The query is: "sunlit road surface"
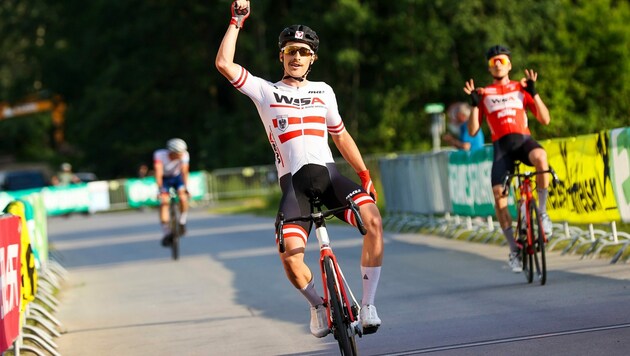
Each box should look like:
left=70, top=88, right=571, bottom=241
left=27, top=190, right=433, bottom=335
left=49, top=208, right=630, bottom=355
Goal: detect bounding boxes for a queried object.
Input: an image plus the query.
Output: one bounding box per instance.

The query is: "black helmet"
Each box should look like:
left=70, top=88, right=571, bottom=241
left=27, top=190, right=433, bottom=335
left=278, top=25, right=320, bottom=53
left=486, top=45, right=511, bottom=60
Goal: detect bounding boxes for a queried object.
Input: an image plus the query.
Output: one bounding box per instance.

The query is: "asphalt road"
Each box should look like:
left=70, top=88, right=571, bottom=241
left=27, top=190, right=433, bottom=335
left=48, top=207, right=630, bottom=356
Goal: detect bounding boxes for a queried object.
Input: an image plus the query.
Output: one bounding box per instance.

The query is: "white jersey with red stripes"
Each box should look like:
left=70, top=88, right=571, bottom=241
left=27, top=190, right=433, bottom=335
left=229, top=66, right=346, bottom=178
left=153, top=149, right=190, bottom=177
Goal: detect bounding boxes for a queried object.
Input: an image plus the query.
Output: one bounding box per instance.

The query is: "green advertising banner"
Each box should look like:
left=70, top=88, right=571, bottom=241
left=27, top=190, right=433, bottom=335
left=20, top=193, right=48, bottom=269
left=610, top=127, right=630, bottom=223
left=42, top=183, right=90, bottom=215
left=125, top=171, right=208, bottom=208
left=448, top=145, right=514, bottom=217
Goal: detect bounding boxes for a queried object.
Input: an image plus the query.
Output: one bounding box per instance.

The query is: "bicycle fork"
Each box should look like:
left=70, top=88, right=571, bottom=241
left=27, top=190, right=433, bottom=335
left=316, top=225, right=362, bottom=337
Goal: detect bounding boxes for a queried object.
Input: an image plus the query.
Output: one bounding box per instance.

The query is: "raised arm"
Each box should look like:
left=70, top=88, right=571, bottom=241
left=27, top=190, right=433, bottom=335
left=215, top=1, right=250, bottom=81
left=521, top=69, right=551, bottom=126
left=463, top=79, right=482, bottom=136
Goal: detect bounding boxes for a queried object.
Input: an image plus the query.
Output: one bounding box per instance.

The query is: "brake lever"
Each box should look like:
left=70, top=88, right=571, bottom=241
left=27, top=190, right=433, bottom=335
left=277, top=212, right=286, bottom=253
left=347, top=197, right=368, bottom=235
left=501, top=171, right=511, bottom=196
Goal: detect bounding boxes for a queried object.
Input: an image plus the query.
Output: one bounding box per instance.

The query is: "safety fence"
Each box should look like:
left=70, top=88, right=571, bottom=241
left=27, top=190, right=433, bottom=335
left=0, top=194, right=67, bottom=356
left=379, top=127, right=630, bottom=263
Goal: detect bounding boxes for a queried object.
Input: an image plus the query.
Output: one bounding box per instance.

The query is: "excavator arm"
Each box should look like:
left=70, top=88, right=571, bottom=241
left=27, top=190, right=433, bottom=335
left=0, top=95, right=66, bottom=146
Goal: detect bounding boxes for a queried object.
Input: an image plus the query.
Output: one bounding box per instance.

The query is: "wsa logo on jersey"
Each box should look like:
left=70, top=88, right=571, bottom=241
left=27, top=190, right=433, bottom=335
left=273, top=93, right=325, bottom=106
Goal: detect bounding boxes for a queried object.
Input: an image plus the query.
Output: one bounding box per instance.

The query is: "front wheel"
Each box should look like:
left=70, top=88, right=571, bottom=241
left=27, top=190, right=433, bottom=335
left=324, top=256, right=357, bottom=355
left=530, top=203, right=547, bottom=285
left=522, top=202, right=534, bottom=284
left=170, top=200, right=180, bottom=260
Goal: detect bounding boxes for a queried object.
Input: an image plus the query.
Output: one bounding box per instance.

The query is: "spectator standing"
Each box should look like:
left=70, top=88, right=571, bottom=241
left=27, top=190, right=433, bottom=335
left=443, top=102, right=485, bottom=152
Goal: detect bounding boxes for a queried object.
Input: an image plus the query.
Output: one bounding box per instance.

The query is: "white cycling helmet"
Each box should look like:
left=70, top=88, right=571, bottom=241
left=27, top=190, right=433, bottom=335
left=166, top=138, right=187, bottom=153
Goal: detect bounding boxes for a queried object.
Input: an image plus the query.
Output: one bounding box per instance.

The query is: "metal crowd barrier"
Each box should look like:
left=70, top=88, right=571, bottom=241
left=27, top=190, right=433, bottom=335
left=378, top=150, right=630, bottom=264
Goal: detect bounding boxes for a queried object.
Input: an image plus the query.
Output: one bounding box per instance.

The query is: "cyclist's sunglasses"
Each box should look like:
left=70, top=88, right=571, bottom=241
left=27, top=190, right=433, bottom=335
left=488, top=56, right=511, bottom=67
left=281, top=46, right=314, bottom=57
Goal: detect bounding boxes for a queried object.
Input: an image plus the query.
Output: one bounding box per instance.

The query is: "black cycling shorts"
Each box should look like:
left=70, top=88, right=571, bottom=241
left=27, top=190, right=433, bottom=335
left=491, top=134, right=543, bottom=186
left=276, top=163, right=367, bottom=237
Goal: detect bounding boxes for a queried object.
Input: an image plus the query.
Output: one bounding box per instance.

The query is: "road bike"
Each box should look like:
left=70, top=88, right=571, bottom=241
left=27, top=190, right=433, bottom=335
left=168, top=188, right=183, bottom=260
left=502, top=164, right=559, bottom=285
left=276, top=195, right=367, bottom=355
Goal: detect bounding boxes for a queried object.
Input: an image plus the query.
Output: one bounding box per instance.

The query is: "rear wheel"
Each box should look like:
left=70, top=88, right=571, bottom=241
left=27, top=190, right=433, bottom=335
left=324, top=256, right=357, bottom=355
left=169, top=200, right=180, bottom=260
left=530, top=203, right=547, bottom=285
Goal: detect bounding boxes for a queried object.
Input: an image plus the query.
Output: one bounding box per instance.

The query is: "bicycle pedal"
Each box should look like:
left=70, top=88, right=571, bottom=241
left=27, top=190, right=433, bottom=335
left=352, top=321, right=363, bottom=338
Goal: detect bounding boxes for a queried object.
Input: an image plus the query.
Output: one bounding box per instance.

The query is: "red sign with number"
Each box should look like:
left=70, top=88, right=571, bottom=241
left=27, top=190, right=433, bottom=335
left=0, top=215, right=22, bottom=352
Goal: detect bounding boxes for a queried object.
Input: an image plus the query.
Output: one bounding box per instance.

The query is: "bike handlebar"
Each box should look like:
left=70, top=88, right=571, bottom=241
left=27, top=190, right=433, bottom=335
left=276, top=197, right=368, bottom=253
left=501, top=166, right=560, bottom=195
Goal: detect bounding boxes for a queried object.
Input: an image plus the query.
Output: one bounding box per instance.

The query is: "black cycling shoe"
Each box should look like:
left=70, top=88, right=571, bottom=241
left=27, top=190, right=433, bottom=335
left=179, top=224, right=186, bottom=236
left=161, top=234, right=173, bottom=247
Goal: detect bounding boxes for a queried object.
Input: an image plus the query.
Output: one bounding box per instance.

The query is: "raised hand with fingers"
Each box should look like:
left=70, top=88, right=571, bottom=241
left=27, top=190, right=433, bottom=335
left=463, top=79, right=481, bottom=107
left=521, top=69, right=538, bottom=97
left=230, top=0, right=250, bottom=28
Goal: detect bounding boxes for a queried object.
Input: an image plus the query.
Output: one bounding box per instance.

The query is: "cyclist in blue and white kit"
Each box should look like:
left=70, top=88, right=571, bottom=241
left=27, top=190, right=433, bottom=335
left=216, top=0, right=383, bottom=338
left=154, top=138, right=190, bottom=247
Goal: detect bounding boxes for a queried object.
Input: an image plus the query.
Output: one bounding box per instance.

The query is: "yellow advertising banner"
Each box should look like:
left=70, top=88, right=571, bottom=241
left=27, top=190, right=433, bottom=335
left=539, top=131, right=620, bottom=224
left=3, top=201, right=38, bottom=312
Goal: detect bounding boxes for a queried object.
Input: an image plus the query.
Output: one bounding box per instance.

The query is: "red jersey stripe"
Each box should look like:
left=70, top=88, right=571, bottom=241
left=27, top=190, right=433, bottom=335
left=232, top=68, right=248, bottom=89
left=278, top=130, right=302, bottom=143
left=302, top=116, right=326, bottom=124
left=279, top=129, right=326, bottom=143
left=303, top=129, right=325, bottom=137
left=272, top=117, right=302, bottom=128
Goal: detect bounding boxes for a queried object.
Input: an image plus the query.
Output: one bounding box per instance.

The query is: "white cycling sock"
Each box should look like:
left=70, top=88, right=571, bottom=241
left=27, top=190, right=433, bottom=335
left=537, top=188, right=548, bottom=214
left=361, top=266, right=381, bottom=306
left=162, top=223, right=170, bottom=235
left=299, top=278, right=323, bottom=307
left=503, top=226, right=519, bottom=252
left=179, top=212, right=188, bottom=225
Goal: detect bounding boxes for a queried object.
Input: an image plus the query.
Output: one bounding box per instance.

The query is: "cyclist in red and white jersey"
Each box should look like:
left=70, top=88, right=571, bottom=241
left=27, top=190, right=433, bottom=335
left=154, top=138, right=190, bottom=247
left=216, top=0, right=383, bottom=337
left=464, top=45, right=553, bottom=273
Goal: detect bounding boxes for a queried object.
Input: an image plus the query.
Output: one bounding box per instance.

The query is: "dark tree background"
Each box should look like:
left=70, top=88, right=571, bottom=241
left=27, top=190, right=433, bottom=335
left=1, top=0, right=629, bottom=178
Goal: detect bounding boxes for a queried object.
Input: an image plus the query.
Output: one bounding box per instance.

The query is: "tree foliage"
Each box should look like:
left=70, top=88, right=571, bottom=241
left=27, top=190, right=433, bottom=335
left=1, top=0, right=629, bottom=178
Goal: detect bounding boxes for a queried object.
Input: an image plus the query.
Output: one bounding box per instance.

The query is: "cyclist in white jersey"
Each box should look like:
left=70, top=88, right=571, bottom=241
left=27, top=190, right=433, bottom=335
left=154, top=138, right=190, bottom=246
left=216, top=0, right=384, bottom=338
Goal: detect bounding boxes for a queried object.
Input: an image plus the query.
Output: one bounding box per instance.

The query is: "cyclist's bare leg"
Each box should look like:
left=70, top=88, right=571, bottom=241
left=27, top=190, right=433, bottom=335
left=177, top=188, right=189, bottom=225
left=529, top=148, right=549, bottom=189
left=528, top=148, right=551, bottom=215
left=279, top=237, right=313, bottom=290
left=359, top=203, right=384, bottom=267
left=493, top=185, right=519, bottom=252
left=159, top=193, right=170, bottom=231
left=359, top=202, right=383, bottom=328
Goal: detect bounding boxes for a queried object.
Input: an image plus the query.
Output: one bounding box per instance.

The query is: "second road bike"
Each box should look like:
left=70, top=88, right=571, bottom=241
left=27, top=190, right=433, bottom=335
left=502, top=164, right=559, bottom=285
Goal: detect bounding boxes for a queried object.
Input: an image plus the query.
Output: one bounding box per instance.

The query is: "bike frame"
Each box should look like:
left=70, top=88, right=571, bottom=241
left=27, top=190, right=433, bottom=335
left=515, top=171, right=538, bottom=250
left=276, top=197, right=366, bottom=354
left=314, top=218, right=361, bottom=333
